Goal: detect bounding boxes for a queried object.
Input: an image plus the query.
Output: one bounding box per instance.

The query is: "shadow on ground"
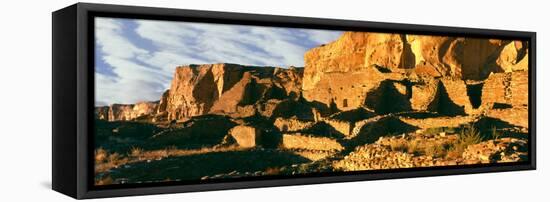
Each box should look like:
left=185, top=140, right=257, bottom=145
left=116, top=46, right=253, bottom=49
left=103, top=149, right=310, bottom=183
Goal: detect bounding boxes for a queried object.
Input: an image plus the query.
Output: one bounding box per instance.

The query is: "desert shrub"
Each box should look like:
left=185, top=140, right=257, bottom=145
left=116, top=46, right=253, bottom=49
left=107, top=152, right=122, bottom=164
left=389, top=140, right=408, bottom=153
left=424, top=142, right=447, bottom=158
left=129, top=147, right=143, bottom=157
left=407, top=140, right=421, bottom=155
left=451, top=124, right=482, bottom=154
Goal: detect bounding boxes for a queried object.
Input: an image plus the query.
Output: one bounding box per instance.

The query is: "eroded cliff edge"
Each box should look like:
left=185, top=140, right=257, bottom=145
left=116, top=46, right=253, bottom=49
left=95, top=31, right=528, bottom=128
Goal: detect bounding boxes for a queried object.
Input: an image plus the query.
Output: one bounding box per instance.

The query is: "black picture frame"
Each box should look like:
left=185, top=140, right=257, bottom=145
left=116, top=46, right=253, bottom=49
left=52, top=2, right=536, bottom=199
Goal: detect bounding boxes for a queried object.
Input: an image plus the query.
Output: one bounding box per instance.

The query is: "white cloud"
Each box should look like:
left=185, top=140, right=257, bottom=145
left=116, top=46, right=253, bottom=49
left=95, top=17, right=342, bottom=106
left=96, top=19, right=148, bottom=59
left=302, top=29, right=343, bottom=45
left=134, top=19, right=341, bottom=67
left=95, top=18, right=169, bottom=105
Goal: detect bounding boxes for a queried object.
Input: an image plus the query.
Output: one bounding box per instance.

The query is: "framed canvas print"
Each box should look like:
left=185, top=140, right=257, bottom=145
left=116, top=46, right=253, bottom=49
left=52, top=3, right=536, bottom=199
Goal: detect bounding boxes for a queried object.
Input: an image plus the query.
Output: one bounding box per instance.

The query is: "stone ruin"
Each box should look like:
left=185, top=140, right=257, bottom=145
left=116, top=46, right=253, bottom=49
left=301, top=31, right=529, bottom=120
left=94, top=31, right=529, bottom=151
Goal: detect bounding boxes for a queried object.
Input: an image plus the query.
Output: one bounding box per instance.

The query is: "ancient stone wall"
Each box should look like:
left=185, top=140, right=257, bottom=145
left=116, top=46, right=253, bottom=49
left=511, top=71, right=529, bottom=107
left=481, top=71, right=528, bottom=108
left=324, top=119, right=353, bottom=137
left=302, top=32, right=527, bottom=115
left=273, top=117, right=314, bottom=133
left=481, top=73, right=508, bottom=108
left=302, top=32, right=370, bottom=91
left=439, top=78, right=472, bottom=114
left=282, top=134, right=343, bottom=151
left=410, top=79, right=438, bottom=111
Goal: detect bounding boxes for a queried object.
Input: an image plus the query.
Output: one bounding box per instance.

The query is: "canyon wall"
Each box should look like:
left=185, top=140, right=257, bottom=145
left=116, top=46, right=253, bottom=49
left=97, top=63, right=304, bottom=122
left=302, top=31, right=529, bottom=114
left=96, top=31, right=529, bottom=124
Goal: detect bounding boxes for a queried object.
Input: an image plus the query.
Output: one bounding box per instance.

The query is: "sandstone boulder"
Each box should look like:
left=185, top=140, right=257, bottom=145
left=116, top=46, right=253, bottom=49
left=227, top=125, right=260, bottom=148
left=462, top=138, right=528, bottom=163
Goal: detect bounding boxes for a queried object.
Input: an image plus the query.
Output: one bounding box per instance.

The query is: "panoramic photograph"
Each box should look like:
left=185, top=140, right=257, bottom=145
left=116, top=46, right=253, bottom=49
left=93, top=17, right=530, bottom=185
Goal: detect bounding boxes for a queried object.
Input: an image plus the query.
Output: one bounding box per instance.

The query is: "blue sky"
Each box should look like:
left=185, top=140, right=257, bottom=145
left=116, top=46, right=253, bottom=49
left=95, top=17, right=342, bottom=106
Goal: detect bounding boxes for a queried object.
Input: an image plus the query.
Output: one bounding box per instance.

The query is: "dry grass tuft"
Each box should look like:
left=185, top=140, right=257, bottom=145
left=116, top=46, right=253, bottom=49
left=450, top=124, right=482, bottom=154
left=407, top=140, right=421, bottom=155
left=129, top=147, right=144, bottom=157
left=424, top=142, right=447, bottom=158
left=389, top=140, right=409, bottom=153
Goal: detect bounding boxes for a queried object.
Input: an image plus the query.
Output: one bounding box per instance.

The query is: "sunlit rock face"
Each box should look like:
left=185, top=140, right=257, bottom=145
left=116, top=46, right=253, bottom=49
left=156, top=63, right=303, bottom=121
left=95, top=101, right=159, bottom=121
left=301, top=31, right=528, bottom=114
left=95, top=31, right=528, bottom=122
left=92, top=29, right=531, bottom=185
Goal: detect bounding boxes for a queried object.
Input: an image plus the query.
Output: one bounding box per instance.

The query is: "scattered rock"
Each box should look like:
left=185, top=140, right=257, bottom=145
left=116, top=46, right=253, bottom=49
left=462, top=138, right=528, bottom=163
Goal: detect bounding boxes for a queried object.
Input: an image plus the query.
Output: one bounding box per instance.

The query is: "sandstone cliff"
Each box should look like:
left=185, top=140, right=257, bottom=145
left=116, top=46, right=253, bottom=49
left=94, top=31, right=531, bottom=184
left=96, top=63, right=304, bottom=122
left=162, top=63, right=303, bottom=121
left=302, top=31, right=528, bottom=115
left=95, top=101, right=159, bottom=121
left=96, top=31, right=529, bottom=126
